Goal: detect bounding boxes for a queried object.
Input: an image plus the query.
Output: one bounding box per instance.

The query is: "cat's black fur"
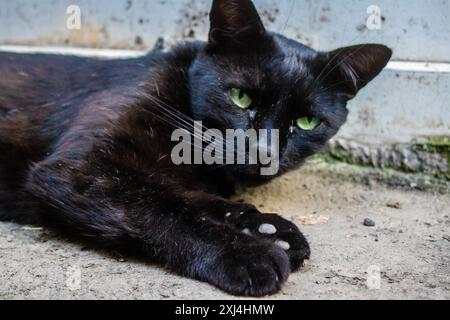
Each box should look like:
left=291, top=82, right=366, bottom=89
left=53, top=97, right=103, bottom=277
left=0, top=0, right=392, bottom=296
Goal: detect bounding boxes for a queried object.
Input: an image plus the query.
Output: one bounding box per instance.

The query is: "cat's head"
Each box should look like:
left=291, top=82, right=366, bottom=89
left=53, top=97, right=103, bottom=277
left=188, top=0, right=392, bottom=182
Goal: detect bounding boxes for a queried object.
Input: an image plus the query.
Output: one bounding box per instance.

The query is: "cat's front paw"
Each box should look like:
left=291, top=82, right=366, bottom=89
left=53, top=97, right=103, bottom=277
left=226, top=211, right=310, bottom=271
left=209, top=240, right=290, bottom=297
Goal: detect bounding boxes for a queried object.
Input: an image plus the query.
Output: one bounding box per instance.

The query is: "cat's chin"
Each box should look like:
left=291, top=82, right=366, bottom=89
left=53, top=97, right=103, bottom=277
left=226, top=165, right=279, bottom=187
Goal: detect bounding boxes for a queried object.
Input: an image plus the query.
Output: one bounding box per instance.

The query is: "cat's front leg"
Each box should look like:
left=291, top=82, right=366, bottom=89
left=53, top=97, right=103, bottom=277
left=184, top=192, right=311, bottom=271
left=26, top=159, right=291, bottom=296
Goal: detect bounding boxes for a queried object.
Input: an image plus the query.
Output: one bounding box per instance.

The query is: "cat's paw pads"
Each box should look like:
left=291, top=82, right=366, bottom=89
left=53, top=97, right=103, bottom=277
left=213, top=241, right=290, bottom=297
left=229, top=212, right=310, bottom=271
left=258, top=223, right=277, bottom=235
left=275, top=239, right=291, bottom=250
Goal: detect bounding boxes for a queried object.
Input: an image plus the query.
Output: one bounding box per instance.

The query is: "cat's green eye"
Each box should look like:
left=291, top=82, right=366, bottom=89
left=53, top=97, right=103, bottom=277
left=230, top=88, right=252, bottom=109
left=296, top=116, right=320, bottom=131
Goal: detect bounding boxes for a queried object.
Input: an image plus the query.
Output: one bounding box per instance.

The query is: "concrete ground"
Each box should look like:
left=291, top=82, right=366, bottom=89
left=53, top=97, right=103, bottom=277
left=0, top=162, right=449, bottom=300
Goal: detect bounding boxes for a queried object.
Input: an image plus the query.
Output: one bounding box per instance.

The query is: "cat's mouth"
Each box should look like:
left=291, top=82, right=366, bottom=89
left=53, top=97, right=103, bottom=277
left=227, top=164, right=279, bottom=185
left=171, top=119, right=281, bottom=177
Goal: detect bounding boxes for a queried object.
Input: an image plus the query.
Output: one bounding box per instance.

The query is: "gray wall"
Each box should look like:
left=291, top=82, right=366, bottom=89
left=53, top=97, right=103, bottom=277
left=0, top=0, right=449, bottom=148
left=1, top=0, right=449, bottom=62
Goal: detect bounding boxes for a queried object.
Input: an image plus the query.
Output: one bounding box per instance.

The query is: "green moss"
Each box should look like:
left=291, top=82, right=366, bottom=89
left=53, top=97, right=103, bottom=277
left=414, top=136, right=450, bottom=174
left=424, top=136, right=450, bottom=147
left=309, top=153, right=339, bottom=164
left=304, top=157, right=449, bottom=194
left=415, top=137, right=449, bottom=154
left=327, top=146, right=356, bottom=164
left=322, top=136, right=450, bottom=181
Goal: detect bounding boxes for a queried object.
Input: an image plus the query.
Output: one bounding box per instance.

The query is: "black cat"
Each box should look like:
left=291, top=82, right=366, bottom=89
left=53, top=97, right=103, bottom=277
left=0, top=0, right=392, bottom=296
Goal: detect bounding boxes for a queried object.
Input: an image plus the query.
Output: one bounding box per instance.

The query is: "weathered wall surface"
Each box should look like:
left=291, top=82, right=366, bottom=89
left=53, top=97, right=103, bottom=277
left=0, top=0, right=449, bottom=177
left=1, top=0, right=449, bottom=62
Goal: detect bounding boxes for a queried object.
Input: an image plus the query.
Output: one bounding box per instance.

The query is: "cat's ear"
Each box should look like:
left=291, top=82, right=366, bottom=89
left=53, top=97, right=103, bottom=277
left=320, top=44, right=392, bottom=98
left=208, top=0, right=266, bottom=47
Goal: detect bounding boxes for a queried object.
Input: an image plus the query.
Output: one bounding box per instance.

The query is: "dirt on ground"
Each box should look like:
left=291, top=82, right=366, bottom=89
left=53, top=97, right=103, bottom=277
left=0, top=162, right=449, bottom=300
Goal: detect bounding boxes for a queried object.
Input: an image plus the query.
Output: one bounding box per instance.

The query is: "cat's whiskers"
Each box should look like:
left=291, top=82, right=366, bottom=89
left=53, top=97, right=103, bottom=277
left=144, top=93, right=228, bottom=144
left=144, top=93, right=246, bottom=157
left=144, top=99, right=230, bottom=158
left=144, top=92, right=212, bottom=133
left=144, top=111, right=225, bottom=158
left=144, top=88, right=259, bottom=160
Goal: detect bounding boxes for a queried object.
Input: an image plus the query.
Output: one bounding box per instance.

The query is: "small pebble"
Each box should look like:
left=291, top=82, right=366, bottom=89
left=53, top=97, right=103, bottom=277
left=241, top=228, right=252, bottom=236
left=258, top=224, right=277, bottom=235
left=363, top=218, right=376, bottom=227
left=275, top=240, right=290, bottom=251
left=225, top=212, right=232, bottom=218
